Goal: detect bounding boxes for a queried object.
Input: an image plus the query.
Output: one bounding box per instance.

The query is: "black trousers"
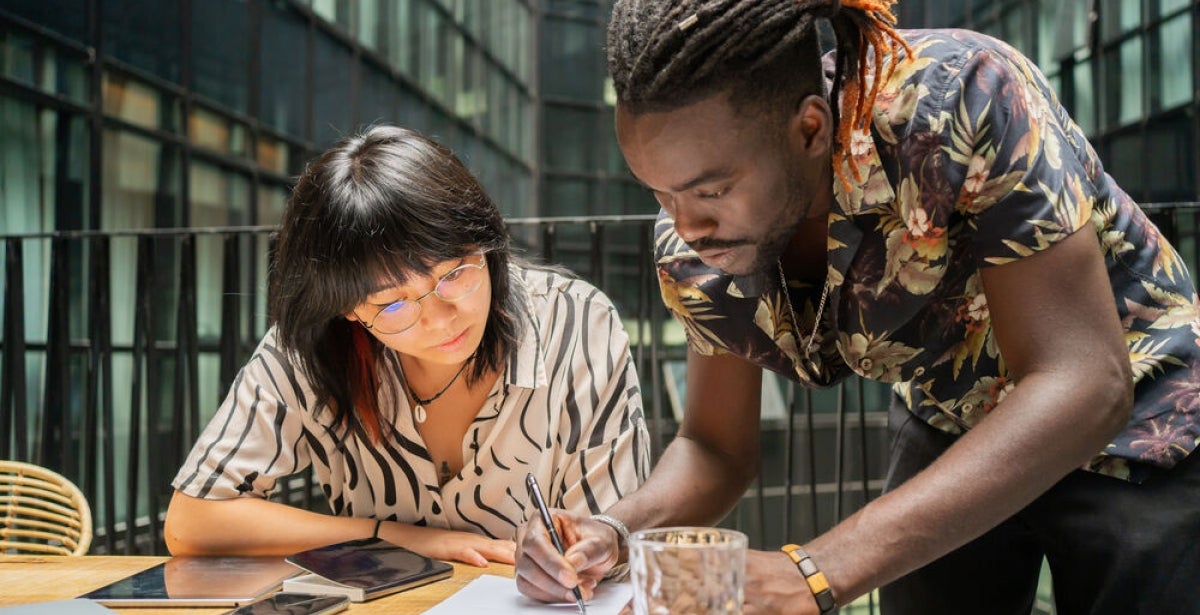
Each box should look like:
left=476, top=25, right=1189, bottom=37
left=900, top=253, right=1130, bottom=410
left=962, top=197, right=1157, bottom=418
left=878, top=400, right=1200, bottom=615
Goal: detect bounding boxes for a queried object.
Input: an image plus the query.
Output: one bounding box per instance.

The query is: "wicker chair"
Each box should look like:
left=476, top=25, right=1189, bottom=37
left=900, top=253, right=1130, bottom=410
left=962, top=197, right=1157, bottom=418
left=0, top=460, right=93, bottom=555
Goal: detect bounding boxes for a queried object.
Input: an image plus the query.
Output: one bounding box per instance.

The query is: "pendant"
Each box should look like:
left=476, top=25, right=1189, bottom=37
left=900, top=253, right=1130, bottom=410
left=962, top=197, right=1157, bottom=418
left=414, top=404, right=427, bottom=423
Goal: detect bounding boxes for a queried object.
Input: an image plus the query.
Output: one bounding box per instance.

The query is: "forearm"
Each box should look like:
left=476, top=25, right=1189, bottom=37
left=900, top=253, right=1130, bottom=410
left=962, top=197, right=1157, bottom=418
left=807, top=370, right=1130, bottom=602
left=603, top=432, right=759, bottom=531
left=165, top=491, right=376, bottom=556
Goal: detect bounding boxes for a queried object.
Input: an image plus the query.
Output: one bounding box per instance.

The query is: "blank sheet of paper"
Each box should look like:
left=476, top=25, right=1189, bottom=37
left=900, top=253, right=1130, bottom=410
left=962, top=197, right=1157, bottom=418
left=422, top=575, right=631, bottom=615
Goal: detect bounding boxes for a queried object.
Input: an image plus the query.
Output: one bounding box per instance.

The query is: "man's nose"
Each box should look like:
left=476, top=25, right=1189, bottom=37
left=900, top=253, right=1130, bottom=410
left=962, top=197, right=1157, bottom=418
left=670, top=200, right=717, bottom=244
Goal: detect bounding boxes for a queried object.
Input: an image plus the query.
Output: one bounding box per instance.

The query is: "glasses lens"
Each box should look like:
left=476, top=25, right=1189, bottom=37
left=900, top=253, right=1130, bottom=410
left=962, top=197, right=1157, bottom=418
left=373, top=300, right=421, bottom=334
left=437, top=263, right=485, bottom=301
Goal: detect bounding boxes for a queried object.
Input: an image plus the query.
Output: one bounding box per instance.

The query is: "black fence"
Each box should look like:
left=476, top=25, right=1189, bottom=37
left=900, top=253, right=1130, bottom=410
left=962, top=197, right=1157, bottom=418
left=4, top=205, right=1198, bottom=570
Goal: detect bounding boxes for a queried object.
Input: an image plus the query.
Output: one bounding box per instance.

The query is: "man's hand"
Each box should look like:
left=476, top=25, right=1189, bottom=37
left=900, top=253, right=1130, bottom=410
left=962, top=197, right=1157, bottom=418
left=515, top=509, right=620, bottom=603
left=743, top=550, right=818, bottom=615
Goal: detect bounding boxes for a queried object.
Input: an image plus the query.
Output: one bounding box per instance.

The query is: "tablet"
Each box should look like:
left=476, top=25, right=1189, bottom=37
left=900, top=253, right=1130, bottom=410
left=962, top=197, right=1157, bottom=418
left=78, top=556, right=300, bottom=607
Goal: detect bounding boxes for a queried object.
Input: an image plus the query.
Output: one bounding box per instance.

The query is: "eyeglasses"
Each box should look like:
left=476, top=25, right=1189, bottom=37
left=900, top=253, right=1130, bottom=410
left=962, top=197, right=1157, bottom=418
left=362, top=251, right=488, bottom=335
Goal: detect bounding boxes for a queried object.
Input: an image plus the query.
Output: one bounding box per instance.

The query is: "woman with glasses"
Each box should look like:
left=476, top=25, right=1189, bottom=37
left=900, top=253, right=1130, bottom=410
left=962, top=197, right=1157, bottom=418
left=164, top=125, right=650, bottom=568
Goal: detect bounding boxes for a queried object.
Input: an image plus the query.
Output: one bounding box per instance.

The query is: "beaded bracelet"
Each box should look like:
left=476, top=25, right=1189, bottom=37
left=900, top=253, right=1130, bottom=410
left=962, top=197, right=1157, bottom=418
left=781, top=544, right=836, bottom=614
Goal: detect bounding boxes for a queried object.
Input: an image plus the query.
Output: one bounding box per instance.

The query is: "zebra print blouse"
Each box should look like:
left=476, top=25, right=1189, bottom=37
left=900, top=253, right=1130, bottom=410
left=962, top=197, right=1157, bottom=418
left=172, top=266, right=650, bottom=539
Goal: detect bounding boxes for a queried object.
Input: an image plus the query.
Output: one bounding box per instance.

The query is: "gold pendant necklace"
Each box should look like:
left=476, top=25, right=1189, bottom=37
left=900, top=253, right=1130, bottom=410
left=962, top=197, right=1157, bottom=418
left=402, top=352, right=476, bottom=423
left=778, top=261, right=830, bottom=375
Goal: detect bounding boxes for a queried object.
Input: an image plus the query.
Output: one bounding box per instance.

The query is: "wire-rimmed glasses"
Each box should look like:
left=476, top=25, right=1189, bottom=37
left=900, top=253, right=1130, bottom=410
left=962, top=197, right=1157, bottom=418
left=362, top=251, right=488, bottom=335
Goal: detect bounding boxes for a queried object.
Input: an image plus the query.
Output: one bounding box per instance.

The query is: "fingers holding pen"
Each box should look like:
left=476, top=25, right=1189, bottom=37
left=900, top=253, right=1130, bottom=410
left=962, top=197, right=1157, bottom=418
left=515, top=515, right=592, bottom=602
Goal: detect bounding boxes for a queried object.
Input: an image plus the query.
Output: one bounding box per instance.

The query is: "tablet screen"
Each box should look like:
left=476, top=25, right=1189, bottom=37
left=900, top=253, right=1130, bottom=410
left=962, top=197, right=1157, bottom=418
left=79, top=556, right=299, bottom=607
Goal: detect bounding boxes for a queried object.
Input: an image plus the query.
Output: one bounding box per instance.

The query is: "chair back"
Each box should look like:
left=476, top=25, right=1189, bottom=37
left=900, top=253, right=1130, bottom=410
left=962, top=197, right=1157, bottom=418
left=0, top=460, right=93, bottom=555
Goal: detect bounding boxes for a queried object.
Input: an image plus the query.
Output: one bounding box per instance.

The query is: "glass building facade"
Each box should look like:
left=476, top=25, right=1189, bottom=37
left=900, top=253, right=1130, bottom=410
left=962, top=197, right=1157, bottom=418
left=896, top=0, right=1198, bottom=203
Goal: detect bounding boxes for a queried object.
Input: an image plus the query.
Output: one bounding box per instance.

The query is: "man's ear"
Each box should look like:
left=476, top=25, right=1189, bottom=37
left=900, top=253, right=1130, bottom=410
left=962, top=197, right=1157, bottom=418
left=789, top=95, right=833, bottom=157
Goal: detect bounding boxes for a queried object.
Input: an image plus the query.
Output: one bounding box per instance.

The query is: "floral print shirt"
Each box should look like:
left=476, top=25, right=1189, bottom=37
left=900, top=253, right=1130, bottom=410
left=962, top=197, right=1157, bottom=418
left=655, top=29, right=1200, bottom=483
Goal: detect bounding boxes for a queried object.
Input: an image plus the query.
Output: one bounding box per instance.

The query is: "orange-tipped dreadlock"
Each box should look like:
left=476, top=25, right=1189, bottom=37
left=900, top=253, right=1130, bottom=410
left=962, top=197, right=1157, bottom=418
left=830, top=0, right=912, bottom=193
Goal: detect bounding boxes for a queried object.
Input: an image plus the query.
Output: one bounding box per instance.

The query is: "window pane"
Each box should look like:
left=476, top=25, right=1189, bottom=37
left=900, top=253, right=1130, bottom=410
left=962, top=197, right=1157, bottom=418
left=542, top=17, right=602, bottom=101
left=103, top=71, right=179, bottom=132
left=359, top=63, right=397, bottom=128
left=1071, top=58, right=1095, bottom=134
left=260, top=3, right=308, bottom=138
left=312, top=35, right=354, bottom=147
left=101, top=129, right=181, bottom=230
left=1145, top=116, right=1194, bottom=202
left=1101, top=0, right=1142, bottom=41
left=191, top=0, right=250, bottom=114
left=1159, top=15, right=1193, bottom=110
left=5, top=0, right=88, bottom=43
left=102, top=0, right=181, bottom=83
left=1104, top=38, right=1143, bottom=128
left=1160, top=0, right=1190, bottom=17
left=190, top=162, right=250, bottom=338
left=1104, top=132, right=1143, bottom=199
left=544, top=106, right=598, bottom=172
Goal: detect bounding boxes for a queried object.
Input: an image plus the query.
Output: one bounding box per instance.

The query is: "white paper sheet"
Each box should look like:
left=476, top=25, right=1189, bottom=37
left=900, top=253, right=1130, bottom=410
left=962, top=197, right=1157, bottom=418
left=422, top=574, right=631, bottom=615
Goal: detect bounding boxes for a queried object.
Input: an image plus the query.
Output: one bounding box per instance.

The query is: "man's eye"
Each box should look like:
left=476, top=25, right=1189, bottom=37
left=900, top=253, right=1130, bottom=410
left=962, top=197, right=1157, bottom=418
left=697, top=187, right=729, bottom=199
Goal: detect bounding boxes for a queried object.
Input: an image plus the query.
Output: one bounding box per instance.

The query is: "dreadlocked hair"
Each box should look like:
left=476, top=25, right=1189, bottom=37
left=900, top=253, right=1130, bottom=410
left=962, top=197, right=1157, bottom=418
left=607, top=0, right=912, bottom=192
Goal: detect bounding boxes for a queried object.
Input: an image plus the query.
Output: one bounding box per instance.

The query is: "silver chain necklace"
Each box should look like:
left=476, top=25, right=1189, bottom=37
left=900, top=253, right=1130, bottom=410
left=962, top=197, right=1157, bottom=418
left=778, top=260, right=830, bottom=374
left=401, top=353, right=475, bottom=423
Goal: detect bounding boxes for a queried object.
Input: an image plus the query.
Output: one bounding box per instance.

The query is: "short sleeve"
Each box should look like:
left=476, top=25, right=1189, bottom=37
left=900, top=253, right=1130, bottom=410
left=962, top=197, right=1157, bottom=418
left=172, top=332, right=314, bottom=500
left=948, top=43, right=1095, bottom=268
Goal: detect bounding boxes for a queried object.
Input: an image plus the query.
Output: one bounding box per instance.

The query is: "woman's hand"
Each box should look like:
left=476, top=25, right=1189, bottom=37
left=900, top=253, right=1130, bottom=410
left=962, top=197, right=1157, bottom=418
left=382, top=522, right=515, bottom=567
left=514, top=509, right=619, bottom=603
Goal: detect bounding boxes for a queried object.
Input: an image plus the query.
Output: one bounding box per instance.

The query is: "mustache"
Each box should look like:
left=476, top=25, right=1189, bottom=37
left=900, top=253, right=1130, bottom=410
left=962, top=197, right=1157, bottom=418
left=687, top=238, right=750, bottom=252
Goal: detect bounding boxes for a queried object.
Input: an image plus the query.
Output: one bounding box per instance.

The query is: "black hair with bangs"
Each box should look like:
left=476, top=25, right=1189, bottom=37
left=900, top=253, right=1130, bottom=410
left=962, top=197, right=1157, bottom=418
left=269, top=125, right=520, bottom=437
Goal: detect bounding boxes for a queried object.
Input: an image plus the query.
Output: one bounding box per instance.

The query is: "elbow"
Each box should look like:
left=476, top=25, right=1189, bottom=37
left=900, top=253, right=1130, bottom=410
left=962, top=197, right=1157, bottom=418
left=163, top=491, right=214, bottom=556
left=1093, top=361, right=1134, bottom=445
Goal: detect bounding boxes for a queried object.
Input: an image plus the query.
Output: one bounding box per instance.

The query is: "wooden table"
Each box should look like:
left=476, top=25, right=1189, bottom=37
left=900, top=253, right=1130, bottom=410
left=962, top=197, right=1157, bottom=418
left=0, top=555, right=514, bottom=614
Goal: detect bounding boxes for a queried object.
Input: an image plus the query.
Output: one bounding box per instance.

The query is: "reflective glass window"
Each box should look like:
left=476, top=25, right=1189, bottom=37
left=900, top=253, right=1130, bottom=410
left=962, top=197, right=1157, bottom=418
left=1104, top=38, right=1144, bottom=127
left=1071, top=58, right=1096, bottom=134
left=190, top=161, right=250, bottom=338
left=5, top=0, right=88, bottom=43
left=103, top=71, right=180, bottom=132
left=190, top=0, right=250, bottom=114
left=311, top=0, right=353, bottom=32
left=545, top=106, right=598, bottom=172
left=1158, top=15, right=1193, bottom=110
left=359, top=62, right=397, bottom=128
left=101, top=129, right=181, bottom=230
left=1104, top=131, right=1143, bottom=198
left=189, top=107, right=249, bottom=158
left=102, top=0, right=182, bottom=83
left=1101, top=0, right=1142, bottom=41
left=1145, top=116, right=1194, bottom=202
left=312, top=35, right=354, bottom=147
left=1159, top=0, right=1190, bottom=17
left=0, top=100, right=89, bottom=234
left=260, top=3, right=308, bottom=139
left=542, top=17, right=603, bottom=101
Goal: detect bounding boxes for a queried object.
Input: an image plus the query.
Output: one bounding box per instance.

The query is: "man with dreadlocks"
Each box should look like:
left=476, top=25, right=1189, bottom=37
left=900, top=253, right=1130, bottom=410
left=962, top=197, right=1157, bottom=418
left=515, top=0, right=1200, bottom=613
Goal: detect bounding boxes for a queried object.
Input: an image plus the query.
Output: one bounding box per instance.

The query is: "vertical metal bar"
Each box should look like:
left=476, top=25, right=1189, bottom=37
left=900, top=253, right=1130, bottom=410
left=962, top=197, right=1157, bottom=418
left=833, top=381, right=846, bottom=523
left=172, top=235, right=198, bottom=487
left=857, top=378, right=877, bottom=615
left=94, top=236, right=117, bottom=553
left=804, top=388, right=820, bottom=537
left=542, top=223, right=556, bottom=263
left=83, top=237, right=101, bottom=534
left=219, top=235, right=242, bottom=396
left=2, top=239, right=30, bottom=461
left=145, top=237, right=165, bottom=554
left=589, top=222, right=604, bottom=290
left=646, top=222, right=664, bottom=459
left=126, top=236, right=154, bottom=554
left=783, top=381, right=796, bottom=541
left=42, top=236, right=71, bottom=470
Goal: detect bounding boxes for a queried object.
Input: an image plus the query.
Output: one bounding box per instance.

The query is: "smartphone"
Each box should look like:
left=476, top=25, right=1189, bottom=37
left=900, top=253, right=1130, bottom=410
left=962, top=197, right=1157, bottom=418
left=223, top=593, right=350, bottom=615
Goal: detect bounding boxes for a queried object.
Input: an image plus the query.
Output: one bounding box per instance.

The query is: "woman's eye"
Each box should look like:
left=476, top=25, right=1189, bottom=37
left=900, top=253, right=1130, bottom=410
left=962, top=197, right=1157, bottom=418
left=442, top=268, right=465, bottom=282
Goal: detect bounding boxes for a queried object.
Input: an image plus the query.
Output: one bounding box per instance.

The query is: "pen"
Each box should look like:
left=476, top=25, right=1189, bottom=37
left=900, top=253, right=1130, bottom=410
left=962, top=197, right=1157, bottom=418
left=526, top=473, right=588, bottom=614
